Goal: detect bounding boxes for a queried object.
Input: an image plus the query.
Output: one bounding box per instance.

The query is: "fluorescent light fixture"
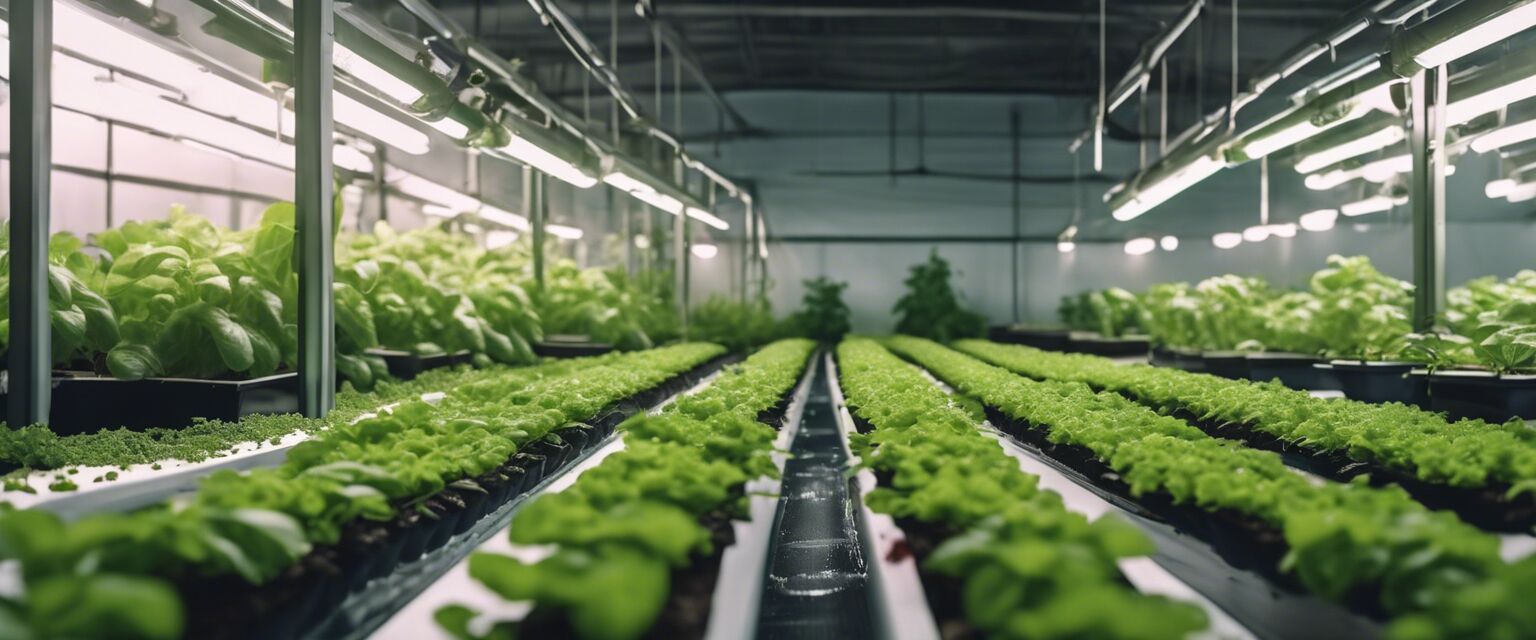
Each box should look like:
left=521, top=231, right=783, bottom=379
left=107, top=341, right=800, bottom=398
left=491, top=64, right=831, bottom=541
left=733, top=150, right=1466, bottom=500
left=334, top=93, right=430, bottom=155
left=1294, top=126, right=1406, bottom=173
left=1298, top=209, right=1339, bottom=231
left=1471, top=119, right=1536, bottom=153
left=1267, top=223, right=1298, bottom=238
left=428, top=117, right=472, bottom=141
left=1212, top=232, right=1244, bottom=249
left=1487, top=178, right=1518, bottom=198
left=691, top=243, right=720, bottom=259
left=501, top=136, right=598, bottom=188
left=422, top=204, right=455, bottom=217
left=1361, top=155, right=1412, bottom=183
left=1415, top=3, right=1536, bottom=68
left=332, top=144, right=375, bottom=173
left=685, top=207, right=730, bottom=231
left=546, top=224, right=585, bottom=240
left=634, top=234, right=652, bottom=249
left=334, top=44, right=424, bottom=105
left=1057, top=241, right=1077, bottom=253
left=1160, top=235, right=1179, bottom=251
left=1447, top=74, right=1536, bottom=125
left=1123, top=237, right=1157, bottom=255
left=461, top=223, right=484, bottom=234
left=1507, top=182, right=1536, bottom=202
left=604, top=171, right=654, bottom=193
left=633, top=190, right=685, bottom=215
left=1340, top=195, right=1402, bottom=216
left=390, top=170, right=481, bottom=211
left=1112, top=155, right=1224, bottom=221
left=478, top=205, right=531, bottom=231
left=1243, top=82, right=1394, bottom=160
left=1306, top=168, right=1361, bottom=190
left=486, top=230, right=520, bottom=250
left=1243, top=225, right=1271, bottom=243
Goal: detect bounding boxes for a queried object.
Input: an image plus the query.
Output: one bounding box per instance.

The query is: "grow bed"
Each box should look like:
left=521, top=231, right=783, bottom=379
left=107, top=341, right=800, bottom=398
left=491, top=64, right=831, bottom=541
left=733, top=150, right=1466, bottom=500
left=1066, top=331, right=1151, bottom=357
left=987, top=325, right=1072, bottom=351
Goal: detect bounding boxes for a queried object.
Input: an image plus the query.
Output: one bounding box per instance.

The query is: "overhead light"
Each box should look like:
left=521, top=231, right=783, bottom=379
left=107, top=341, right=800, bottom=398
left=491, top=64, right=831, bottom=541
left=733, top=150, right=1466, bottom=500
left=546, top=224, right=585, bottom=240
left=461, top=223, right=484, bottom=234
left=334, top=44, right=425, bottom=106
left=422, top=204, right=455, bottom=217
left=332, top=144, right=375, bottom=173
left=1057, top=241, right=1077, bottom=253
left=1507, top=181, right=1536, bottom=202
left=1413, top=2, right=1536, bottom=68
left=1306, top=168, right=1361, bottom=190
left=478, top=205, right=531, bottom=231
left=1340, top=194, right=1403, bottom=216
left=428, top=116, right=472, bottom=141
left=334, top=93, right=430, bottom=155
left=1360, top=155, right=1412, bottom=183
left=1447, top=73, right=1536, bottom=125
left=1243, top=225, right=1271, bottom=243
left=634, top=234, right=651, bottom=249
left=1159, top=235, right=1179, bottom=251
left=1471, top=119, right=1536, bottom=153
left=1299, top=208, right=1339, bottom=231
left=1111, top=155, right=1224, bottom=221
left=1212, top=232, right=1244, bottom=249
left=685, top=207, right=731, bottom=231
left=691, top=243, right=720, bottom=259
left=1267, top=223, right=1298, bottom=238
left=486, top=230, right=520, bottom=250
left=633, top=190, right=685, bottom=215
left=1123, top=237, right=1157, bottom=255
left=1487, top=178, right=1518, bottom=198
left=1239, top=78, right=1396, bottom=160
left=1294, top=126, right=1406, bottom=173
left=498, top=136, right=598, bottom=188
left=604, top=171, right=653, bottom=193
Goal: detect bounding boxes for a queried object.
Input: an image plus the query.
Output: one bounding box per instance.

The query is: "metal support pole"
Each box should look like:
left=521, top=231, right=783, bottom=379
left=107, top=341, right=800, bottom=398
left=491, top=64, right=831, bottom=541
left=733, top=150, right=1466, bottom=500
left=295, top=0, right=336, bottom=417
left=9, top=0, right=52, bottom=427
left=674, top=159, right=690, bottom=338
left=1410, top=67, right=1447, bottom=331
left=1010, top=106, right=1021, bottom=323
left=528, top=167, right=547, bottom=289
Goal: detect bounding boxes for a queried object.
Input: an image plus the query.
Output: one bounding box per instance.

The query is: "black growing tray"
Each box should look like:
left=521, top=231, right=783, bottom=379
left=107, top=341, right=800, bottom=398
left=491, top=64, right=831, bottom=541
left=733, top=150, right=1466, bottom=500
left=988, top=325, right=1072, bottom=351
left=1317, top=361, right=1427, bottom=407
left=1414, top=370, right=1536, bottom=423
left=1246, top=353, right=1339, bottom=390
left=367, top=349, right=473, bottom=381
left=1066, top=332, right=1151, bottom=357
left=177, top=353, right=736, bottom=640
left=1200, top=351, right=1250, bottom=380
left=0, top=373, right=300, bottom=436
left=533, top=339, right=616, bottom=359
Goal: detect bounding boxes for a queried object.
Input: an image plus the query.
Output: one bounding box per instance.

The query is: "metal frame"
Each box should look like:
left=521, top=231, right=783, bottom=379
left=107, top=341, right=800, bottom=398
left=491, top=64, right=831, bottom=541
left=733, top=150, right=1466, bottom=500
left=1409, top=66, right=1447, bottom=331
left=8, top=0, right=52, bottom=427
left=295, top=0, right=336, bottom=417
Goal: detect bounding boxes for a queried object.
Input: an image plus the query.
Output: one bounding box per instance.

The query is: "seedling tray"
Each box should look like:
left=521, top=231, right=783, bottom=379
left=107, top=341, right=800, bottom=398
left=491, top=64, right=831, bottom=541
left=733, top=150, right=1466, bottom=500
left=1201, top=351, right=1250, bottom=380
left=1414, top=369, right=1536, bottom=423
left=367, top=349, right=473, bottom=380
left=1067, top=332, right=1151, bottom=357
left=0, top=373, right=300, bottom=436
left=988, top=325, right=1072, bottom=351
left=1317, top=361, right=1427, bottom=407
left=533, top=335, right=615, bottom=358
left=1245, top=353, right=1339, bottom=390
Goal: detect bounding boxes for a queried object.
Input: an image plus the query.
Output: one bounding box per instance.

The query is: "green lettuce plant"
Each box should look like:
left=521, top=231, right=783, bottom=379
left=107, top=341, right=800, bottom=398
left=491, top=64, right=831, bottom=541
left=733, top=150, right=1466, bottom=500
left=893, top=251, right=986, bottom=342
left=788, top=276, right=851, bottom=343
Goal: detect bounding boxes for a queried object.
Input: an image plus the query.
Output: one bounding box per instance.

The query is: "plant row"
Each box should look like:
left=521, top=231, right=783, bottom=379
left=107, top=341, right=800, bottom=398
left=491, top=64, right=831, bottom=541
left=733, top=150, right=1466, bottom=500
left=0, top=343, right=725, bottom=639
left=836, top=337, right=1207, bottom=639
left=953, top=338, right=1536, bottom=528
left=0, top=351, right=620, bottom=478
left=885, top=336, right=1535, bottom=638
left=442, top=338, right=817, bottom=640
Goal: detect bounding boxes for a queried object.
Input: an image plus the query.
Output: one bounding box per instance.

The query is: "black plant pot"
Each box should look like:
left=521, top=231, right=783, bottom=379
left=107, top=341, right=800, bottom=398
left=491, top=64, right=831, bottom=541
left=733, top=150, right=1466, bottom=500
left=534, top=335, right=615, bottom=359
left=368, top=349, right=473, bottom=381
left=1201, top=351, right=1251, bottom=380
left=1067, top=332, right=1152, bottom=357
left=988, top=325, right=1072, bottom=351
left=1416, top=370, right=1536, bottom=423
left=1318, top=361, right=1428, bottom=407
left=1245, top=353, right=1339, bottom=390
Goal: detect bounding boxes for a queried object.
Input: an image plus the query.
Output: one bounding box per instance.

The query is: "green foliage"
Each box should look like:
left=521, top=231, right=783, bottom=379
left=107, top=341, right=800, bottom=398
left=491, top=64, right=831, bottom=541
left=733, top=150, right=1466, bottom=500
left=688, top=295, right=781, bottom=352
left=1308, top=254, right=1413, bottom=359
left=537, top=263, right=679, bottom=350
left=1059, top=287, right=1146, bottom=337
left=838, top=338, right=1206, bottom=640
left=787, top=276, right=851, bottom=342
left=447, top=339, right=813, bottom=639
left=893, top=251, right=986, bottom=342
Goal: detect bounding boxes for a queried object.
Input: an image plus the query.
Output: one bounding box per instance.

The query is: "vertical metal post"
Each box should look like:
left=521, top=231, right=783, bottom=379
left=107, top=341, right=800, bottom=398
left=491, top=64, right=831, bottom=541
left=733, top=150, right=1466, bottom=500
left=1410, top=67, right=1447, bottom=331
left=528, top=167, right=547, bottom=289
left=295, top=0, right=335, bottom=417
left=674, top=158, right=690, bottom=338
left=1010, top=106, right=1021, bottom=324
left=740, top=198, right=752, bottom=304
left=9, top=0, right=52, bottom=427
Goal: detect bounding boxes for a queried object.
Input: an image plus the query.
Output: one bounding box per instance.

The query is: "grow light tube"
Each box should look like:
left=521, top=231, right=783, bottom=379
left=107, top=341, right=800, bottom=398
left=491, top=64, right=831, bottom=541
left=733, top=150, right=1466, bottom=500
left=691, top=243, right=720, bottom=259
left=1212, top=232, right=1243, bottom=249
left=500, top=137, right=598, bottom=188
left=1123, top=237, right=1157, bottom=255
left=1447, top=73, right=1536, bottom=125
left=478, top=205, right=532, bottom=231
left=685, top=207, right=730, bottom=231
left=334, top=44, right=425, bottom=106
left=1160, top=235, right=1179, bottom=251
left=1340, top=195, right=1405, bottom=216
left=546, top=224, right=585, bottom=240
left=1414, top=2, right=1536, bottom=68
left=1294, top=126, right=1407, bottom=173
left=1487, top=178, right=1518, bottom=198
left=1057, top=241, right=1077, bottom=253
left=1243, top=225, right=1271, bottom=243
left=1299, top=209, right=1339, bottom=231
left=1111, top=155, right=1224, bottom=221
left=1506, top=181, right=1536, bottom=202
left=1470, top=118, right=1536, bottom=152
